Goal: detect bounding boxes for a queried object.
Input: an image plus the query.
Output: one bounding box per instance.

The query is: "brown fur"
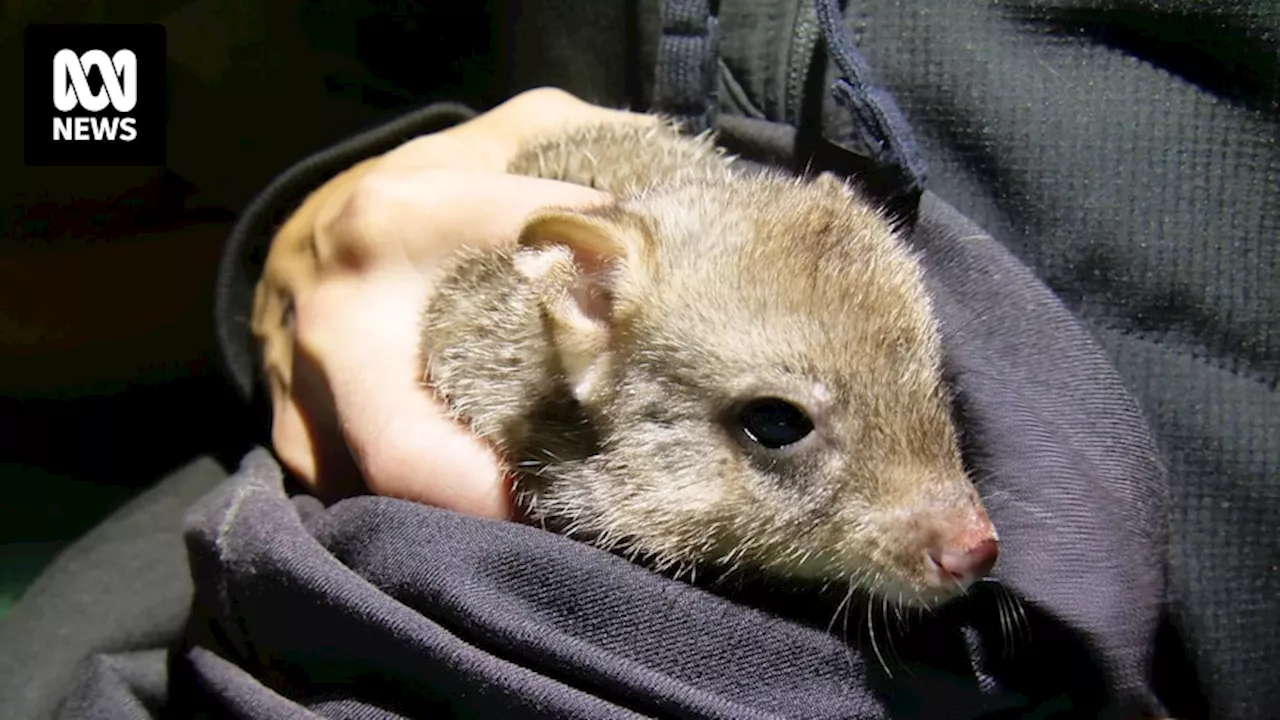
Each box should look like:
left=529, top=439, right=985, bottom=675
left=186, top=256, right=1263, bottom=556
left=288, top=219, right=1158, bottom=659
left=420, top=120, right=995, bottom=608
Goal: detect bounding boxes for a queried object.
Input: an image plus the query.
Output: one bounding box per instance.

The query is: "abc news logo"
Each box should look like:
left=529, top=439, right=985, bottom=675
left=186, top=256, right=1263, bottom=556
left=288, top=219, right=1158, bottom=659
left=53, top=48, right=140, bottom=142
left=25, top=24, right=166, bottom=166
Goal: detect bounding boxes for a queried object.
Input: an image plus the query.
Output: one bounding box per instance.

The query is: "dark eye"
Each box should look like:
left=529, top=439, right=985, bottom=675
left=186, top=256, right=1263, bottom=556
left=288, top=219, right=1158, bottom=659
left=738, top=398, right=814, bottom=449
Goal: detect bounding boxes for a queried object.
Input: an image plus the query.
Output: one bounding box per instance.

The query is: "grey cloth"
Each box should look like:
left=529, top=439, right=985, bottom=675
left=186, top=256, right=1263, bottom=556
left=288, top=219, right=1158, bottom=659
left=834, top=5, right=1280, bottom=717
left=652, top=0, right=721, bottom=134
left=0, top=456, right=225, bottom=720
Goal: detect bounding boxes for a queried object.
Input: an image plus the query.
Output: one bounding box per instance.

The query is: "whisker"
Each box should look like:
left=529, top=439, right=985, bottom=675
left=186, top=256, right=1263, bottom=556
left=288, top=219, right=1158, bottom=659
left=882, top=594, right=905, bottom=675
left=868, top=598, right=893, bottom=679
left=988, top=580, right=1030, bottom=657
left=827, top=580, right=855, bottom=636
left=1011, top=587, right=1030, bottom=648
left=842, top=583, right=859, bottom=672
left=893, top=590, right=921, bottom=679
left=997, top=588, right=1013, bottom=658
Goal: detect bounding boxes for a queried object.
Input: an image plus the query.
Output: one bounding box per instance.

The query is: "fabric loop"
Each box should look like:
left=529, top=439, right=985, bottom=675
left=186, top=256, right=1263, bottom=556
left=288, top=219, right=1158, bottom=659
left=653, top=0, right=721, bottom=134
left=813, top=0, right=928, bottom=198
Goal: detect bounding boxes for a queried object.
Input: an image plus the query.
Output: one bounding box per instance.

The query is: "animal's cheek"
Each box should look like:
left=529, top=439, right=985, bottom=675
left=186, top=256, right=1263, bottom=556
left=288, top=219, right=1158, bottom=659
left=604, top=420, right=726, bottom=484
left=722, top=454, right=836, bottom=527
left=671, top=432, right=742, bottom=496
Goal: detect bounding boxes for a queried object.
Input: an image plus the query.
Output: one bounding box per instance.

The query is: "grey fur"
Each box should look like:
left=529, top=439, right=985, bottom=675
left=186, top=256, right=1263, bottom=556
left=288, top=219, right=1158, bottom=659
left=419, top=120, right=995, bottom=607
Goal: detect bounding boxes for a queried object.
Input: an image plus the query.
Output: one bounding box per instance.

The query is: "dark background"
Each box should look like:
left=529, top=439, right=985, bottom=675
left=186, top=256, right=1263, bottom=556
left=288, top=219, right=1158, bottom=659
left=0, top=0, right=519, bottom=614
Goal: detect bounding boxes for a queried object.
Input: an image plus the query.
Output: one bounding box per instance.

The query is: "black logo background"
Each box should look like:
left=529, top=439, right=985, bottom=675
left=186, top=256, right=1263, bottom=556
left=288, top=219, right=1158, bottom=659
left=24, top=24, right=167, bottom=167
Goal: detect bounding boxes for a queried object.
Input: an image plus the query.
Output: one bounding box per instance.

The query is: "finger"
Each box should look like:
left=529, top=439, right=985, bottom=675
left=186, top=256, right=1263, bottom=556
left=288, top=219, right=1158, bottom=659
left=261, top=310, right=324, bottom=486
left=271, top=387, right=317, bottom=484
left=298, top=271, right=514, bottom=519
left=357, top=387, right=514, bottom=520
left=281, top=320, right=366, bottom=500
left=317, top=171, right=610, bottom=273
left=441, top=87, right=658, bottom=165
left=378, top=88, right=658, bottom=175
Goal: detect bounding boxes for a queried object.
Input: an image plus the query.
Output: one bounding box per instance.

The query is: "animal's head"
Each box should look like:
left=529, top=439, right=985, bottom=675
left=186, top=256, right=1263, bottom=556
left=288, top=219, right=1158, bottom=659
left=512, top=173, right=997, bottom=608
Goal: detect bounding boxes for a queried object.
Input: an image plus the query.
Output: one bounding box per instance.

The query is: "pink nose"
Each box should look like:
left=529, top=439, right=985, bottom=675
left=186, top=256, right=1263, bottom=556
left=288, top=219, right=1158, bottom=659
left=929, top=537, right=999, bottom=588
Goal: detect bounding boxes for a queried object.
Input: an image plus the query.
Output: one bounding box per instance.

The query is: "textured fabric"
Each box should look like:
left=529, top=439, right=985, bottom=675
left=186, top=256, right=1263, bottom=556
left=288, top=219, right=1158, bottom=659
left=683, top=2, right=1277, bottom=716
left=813, top=0, right=927, bottom=202
left=58, top=651, right=170, bottom=720
left=0, top=456, right=226, bottom=720
left=823, top=4, right=1279, bottom=718
left=652, top=0, right=721, bottom=133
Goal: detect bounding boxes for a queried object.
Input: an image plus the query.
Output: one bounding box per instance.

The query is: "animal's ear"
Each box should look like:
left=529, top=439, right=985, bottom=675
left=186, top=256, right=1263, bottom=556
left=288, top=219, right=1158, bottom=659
left=516, top=210, right=631, bottom=404
left=812, top=171, right=852, bottom=196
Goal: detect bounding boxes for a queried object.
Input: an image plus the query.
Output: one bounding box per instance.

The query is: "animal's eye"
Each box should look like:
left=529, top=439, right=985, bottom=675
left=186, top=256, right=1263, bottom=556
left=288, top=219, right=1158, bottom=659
left=738, top=398, right=814, bottom=449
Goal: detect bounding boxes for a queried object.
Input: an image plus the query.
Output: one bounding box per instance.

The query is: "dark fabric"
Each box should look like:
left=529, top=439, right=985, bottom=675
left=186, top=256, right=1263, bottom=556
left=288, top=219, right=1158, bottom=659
left=652, top=0, right=721, bottom=134
left=0, top=456, right=225, bottom=720
left=686, top=2, right=1278, bottom=716
left=58, top=651, right=170, bottom=720
left=812, top=0, right=927, bottom=203
left=825, top=5, right=1279, bottom=719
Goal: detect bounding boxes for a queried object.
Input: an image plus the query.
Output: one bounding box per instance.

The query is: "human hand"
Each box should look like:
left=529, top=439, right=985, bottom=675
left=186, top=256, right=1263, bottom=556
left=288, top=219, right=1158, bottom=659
left=252, top=88, right=656, bottom=518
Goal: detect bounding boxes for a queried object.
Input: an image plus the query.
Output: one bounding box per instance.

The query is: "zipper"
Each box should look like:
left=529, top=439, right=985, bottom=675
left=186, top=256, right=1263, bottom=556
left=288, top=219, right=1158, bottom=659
left=786, top=0, right=822, bottom=127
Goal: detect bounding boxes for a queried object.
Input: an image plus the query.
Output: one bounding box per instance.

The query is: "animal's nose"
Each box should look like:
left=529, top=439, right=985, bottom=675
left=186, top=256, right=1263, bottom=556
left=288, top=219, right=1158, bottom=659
left=928, top=537, right=999, bottom=588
